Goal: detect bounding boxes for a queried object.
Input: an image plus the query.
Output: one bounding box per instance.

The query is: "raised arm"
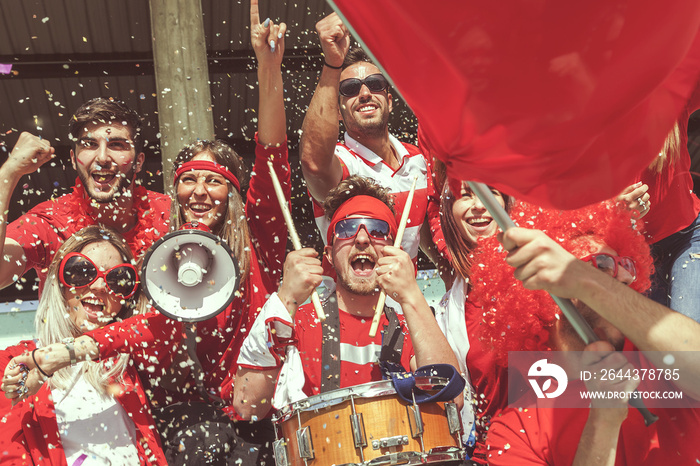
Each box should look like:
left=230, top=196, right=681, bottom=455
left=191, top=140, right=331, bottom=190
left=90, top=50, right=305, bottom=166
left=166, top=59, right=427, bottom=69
left=572, top=341, right=639, bottom=466
left=251, top=0, right=286, bottom=147
left=501, top=227, right=700, bottom=398
left=0, top=132, right=54, bottom=289
left=299, top=13, right=349, bottom=201
left=376, top=246, right=461, bottom=372
left=246, top=0, right=291, bottom=282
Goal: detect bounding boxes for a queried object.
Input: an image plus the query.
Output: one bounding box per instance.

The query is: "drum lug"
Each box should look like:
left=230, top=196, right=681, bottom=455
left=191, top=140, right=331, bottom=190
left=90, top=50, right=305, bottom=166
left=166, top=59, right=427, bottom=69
left=272, top=438, right=289, bottom=466
left=371, top=435, right=409, bottom=450
left=296, top=426, right=315, bottom=460
left=350, top=412, right=367, bottom=448
left=406, top=404, right=424, bottom=438
left=445, top=402, right=461, bottom=435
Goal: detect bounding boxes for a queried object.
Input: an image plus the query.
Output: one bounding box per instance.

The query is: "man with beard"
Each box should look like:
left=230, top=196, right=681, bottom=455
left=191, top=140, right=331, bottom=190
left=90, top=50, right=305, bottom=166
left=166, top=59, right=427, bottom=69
left=233, top=176, right=460, bottom=420
left=0, top=98, right=170, bottom=291
left=300, top=13, right=443, bottom=266
left=461, top=202, right=700, bottom=465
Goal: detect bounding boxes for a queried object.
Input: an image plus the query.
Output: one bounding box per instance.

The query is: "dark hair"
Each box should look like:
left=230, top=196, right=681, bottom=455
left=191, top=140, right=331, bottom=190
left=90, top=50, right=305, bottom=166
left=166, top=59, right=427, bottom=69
left=441, top=181, right=512, bottom=279
left=323, top=175, right=395, bottom=220
left=173, top=140, right=252, bottom=281
left=342, top=48, right=374, bottom=71
left=69, top=98, right=143, bottom=153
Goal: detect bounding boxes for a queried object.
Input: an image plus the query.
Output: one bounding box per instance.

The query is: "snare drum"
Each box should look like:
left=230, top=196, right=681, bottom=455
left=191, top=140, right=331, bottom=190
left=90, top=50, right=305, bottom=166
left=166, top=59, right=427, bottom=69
left=272, top=377, right=464, bottom=466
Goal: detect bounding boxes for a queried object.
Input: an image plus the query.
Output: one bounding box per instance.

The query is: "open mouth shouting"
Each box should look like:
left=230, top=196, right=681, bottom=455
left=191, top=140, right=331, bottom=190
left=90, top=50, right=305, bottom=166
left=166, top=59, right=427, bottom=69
left=186, top=202, right=215, bottom=219
left=350, top=252, right=377, bottom=277
left=466, top=216, right=496, bottom=235
left=91, top=170, right=117, bottom=187
left=80, top=296, right=108, bottom=323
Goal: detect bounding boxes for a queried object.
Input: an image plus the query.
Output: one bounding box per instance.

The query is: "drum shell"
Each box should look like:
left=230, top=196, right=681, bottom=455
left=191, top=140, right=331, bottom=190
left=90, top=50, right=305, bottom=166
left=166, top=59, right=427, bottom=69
left=276, top=391, right=461, bottom=465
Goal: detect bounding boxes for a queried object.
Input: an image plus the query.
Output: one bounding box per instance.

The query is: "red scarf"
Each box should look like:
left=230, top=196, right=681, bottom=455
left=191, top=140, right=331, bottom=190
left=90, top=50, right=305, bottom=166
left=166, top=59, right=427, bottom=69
left=64, top=179, right=166, bottom=259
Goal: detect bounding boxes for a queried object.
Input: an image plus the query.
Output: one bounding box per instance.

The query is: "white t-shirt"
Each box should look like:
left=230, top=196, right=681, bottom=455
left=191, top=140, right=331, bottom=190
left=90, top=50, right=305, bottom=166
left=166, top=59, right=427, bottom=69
left=52, top=363, right=140, bottom=465
left=312, top=132, right=431, bottom=260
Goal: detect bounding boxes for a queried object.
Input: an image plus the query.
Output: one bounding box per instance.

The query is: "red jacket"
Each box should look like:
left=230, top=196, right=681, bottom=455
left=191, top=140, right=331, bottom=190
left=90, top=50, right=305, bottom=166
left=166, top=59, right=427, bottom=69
left=0, top=341, right=167, bottom=465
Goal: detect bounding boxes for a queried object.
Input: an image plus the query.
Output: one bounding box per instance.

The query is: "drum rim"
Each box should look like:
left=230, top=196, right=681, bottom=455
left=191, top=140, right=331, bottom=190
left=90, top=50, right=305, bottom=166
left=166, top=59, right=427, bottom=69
left=273, top=376, right=451, bottom=422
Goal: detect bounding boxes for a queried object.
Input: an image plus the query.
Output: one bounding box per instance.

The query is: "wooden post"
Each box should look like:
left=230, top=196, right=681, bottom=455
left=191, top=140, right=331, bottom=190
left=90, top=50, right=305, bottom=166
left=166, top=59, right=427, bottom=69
left=149, top=0, right=214, bottom=196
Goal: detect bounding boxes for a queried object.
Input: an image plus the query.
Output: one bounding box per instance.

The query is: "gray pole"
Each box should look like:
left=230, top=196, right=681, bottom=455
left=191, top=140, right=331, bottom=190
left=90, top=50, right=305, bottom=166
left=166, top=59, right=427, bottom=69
left=149, top=0, right=215, bottom=197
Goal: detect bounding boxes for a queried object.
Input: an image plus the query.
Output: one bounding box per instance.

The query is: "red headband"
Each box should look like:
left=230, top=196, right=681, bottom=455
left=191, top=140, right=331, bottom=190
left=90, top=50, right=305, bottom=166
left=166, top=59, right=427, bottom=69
left=174, top=160, right=241, bottom=192
left=327, top=195, right=398, bottom=244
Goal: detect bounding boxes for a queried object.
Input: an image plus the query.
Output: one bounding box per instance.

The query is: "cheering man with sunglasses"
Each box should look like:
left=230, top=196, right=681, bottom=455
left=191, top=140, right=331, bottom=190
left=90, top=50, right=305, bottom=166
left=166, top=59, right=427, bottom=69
left=0, top=98, right=170, bottom=293
left=233, top=176, right=460, bottom=420
left=300, top=13, right=443, bottom=270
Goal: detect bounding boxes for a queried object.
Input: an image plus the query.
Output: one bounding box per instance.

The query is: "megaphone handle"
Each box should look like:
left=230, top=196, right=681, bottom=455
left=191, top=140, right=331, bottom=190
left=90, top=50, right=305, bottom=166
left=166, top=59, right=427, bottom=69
left=267, top=161, right=326, bottom=321
left=184, top=324, right=224, bottom=406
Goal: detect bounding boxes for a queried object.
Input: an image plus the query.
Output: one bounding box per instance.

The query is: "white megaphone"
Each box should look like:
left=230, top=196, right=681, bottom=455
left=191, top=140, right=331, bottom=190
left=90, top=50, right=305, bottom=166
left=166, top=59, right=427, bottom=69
left=141, top=222, right=240, bottom=322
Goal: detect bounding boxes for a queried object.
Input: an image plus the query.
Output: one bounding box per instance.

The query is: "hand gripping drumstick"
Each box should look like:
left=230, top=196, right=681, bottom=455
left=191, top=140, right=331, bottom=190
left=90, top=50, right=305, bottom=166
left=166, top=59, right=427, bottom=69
left=467, top=181, right=658, bottom=426
left=267, top=161, right=326, bottom=321
left=368, top=177, right=418, bottom=338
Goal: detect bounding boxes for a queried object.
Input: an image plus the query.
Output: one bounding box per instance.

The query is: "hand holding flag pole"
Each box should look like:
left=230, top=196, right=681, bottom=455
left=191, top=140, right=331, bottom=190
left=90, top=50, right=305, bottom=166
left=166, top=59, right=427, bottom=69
left=368, top=177, right=418, bottom=338
left=467, top=180, right=658, bottom=426
left=267, top=161, right=326, bottom=321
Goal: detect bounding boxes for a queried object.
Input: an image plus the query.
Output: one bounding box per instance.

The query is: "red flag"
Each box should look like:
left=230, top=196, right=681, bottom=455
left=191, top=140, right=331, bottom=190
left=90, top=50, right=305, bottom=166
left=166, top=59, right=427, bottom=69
left=330, top=0, right=700, bottom=208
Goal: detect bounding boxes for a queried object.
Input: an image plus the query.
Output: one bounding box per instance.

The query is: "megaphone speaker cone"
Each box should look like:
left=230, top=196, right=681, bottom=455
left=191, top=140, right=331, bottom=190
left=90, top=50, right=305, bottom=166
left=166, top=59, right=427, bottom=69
left=141, top=229, right=241, bottom=322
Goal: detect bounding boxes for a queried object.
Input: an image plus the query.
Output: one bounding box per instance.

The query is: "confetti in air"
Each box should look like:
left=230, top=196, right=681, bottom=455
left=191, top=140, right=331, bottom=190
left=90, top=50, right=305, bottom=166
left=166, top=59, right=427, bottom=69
left=0, top=64, right=12, bottom=74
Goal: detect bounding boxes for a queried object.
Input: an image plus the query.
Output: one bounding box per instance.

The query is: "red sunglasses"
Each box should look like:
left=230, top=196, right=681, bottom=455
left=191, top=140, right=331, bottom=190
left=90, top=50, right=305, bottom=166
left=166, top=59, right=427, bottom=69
left=581, top=253, right=637, bottom=283
left=59, top=252, right=139, bottom=298
left=333, top=218, right=393, bottom=242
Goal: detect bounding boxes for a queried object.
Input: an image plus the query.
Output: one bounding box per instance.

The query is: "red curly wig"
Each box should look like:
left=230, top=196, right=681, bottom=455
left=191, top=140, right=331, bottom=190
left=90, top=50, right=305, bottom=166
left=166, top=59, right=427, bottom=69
left=467, top=200, right=653, bottom=365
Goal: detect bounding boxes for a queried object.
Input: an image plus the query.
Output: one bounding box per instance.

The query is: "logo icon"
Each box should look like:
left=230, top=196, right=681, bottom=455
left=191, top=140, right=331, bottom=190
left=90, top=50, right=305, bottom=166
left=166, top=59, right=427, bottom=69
left=528, top=359, right=568, bottom=399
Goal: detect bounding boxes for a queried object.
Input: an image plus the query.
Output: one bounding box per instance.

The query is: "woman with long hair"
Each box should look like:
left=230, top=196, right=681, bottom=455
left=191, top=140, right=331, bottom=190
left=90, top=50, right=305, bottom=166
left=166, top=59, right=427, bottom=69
left=4, top=3, right=291, bottom=464
left=0, top=225, right=167, bottom=465
left=435, top=181, right=512, bottom=448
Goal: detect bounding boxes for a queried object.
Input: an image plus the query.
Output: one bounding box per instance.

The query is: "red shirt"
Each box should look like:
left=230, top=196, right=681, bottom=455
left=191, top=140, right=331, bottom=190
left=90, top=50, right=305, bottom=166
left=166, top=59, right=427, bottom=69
left=294, top=301, right=415, bottom=396
left=0, top=341, right=167, bottom=466
left=6, top=183, right=170, bottom=289
left=463, top=299, right=526, bottom=458
left=478, top=347, right=700, bottom=465
left=639, top=96, right=700, bottom=243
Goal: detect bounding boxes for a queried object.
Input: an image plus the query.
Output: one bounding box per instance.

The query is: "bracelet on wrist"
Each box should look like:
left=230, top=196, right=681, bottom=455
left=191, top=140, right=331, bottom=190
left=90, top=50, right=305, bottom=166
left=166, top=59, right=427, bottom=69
left=63, top=337, right=77, bottom=366
left=32, top=348, right=52, bottom=379
left=323, top=60, right=343, bottom=70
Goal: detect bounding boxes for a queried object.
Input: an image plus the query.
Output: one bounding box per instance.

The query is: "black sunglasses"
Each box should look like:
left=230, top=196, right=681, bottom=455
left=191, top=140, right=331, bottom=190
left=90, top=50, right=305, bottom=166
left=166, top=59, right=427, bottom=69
left=59, top=252, right=139, bottom=298
left=339, top=74, right=389, bottom=97
left=334, top=218, right=392, bottom=241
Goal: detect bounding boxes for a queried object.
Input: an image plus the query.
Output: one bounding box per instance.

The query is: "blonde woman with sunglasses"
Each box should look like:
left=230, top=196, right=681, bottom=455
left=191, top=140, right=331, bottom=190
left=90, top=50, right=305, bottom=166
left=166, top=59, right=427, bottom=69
left=0, top=225, right=166, bottom=465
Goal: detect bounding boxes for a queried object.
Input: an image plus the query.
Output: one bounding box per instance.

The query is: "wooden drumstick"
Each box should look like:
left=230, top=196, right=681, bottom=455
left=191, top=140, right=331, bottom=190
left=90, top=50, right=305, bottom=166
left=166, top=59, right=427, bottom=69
left=267, top=161, right=326, bottom=321
left=368, top=177, right=417, bottom=338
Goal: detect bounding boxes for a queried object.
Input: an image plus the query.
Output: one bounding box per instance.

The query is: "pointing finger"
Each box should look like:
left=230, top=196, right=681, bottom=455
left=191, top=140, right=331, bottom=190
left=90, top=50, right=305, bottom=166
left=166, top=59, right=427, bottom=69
left=250, top=0, right=260, bottom=26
